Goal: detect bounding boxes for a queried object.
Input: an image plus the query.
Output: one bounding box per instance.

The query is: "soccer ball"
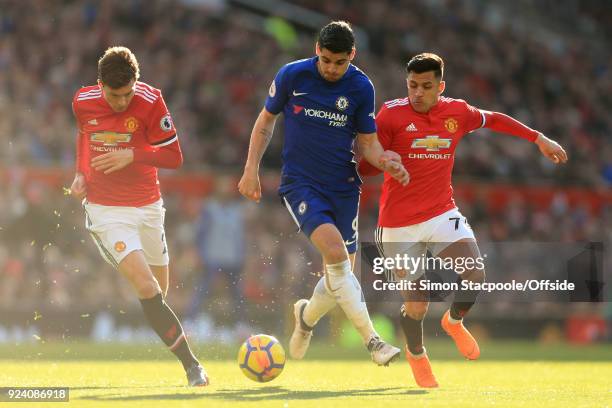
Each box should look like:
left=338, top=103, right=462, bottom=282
left=237, top=334, right=286, bottom=382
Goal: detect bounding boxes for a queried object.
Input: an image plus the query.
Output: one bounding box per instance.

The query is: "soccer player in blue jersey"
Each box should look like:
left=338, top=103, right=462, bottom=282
left=239, top=21, right=409, bottom=365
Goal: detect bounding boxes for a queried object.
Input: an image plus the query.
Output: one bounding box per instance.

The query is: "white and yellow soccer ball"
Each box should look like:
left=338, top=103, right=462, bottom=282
left=237, top=334, right=286, bottom=382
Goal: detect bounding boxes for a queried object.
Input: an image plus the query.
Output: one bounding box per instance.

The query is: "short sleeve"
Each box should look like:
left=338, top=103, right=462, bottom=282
left=355, top=79, right=376, bottom=134
left=147, top=93, right=178, bottom=147
left=462, top=100, right=486, bottom=133
left=264, top=64, right=291, bottom=114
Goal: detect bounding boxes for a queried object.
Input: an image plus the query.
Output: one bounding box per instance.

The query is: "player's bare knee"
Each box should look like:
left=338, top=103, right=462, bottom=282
left=403, top=301, right=428, bottom=320
left=322, top=243, right=349, bottom=265
left=154, top=280, right=168, bottom=298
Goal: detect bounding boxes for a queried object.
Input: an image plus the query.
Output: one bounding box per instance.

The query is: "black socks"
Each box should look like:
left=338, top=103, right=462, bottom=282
left=399, top=304, right=424, bottom=355
left=450, top=278, right=480, bottom=320
left=140, top=293, right=198, bottom=370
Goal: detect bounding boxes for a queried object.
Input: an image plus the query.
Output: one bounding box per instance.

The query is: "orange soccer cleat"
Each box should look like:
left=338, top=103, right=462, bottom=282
left=405, top=347, right=439, bottom=388
left=441, top=310, right=480, bottom=360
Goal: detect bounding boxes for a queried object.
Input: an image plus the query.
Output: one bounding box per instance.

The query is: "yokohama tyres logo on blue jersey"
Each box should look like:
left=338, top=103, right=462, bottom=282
left=293, top=105, right=347, bottom=127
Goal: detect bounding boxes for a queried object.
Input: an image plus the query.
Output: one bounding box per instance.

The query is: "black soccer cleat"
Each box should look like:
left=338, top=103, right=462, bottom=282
left=186, top=363, right=209, bottom=387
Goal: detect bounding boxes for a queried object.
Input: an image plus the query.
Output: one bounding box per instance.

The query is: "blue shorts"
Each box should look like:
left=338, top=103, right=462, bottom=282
left=281, top=184, right=359, bottom=254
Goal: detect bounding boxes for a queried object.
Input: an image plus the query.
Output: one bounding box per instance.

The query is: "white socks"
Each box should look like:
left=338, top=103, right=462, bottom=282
left=302, top=276, right=337, bottom=328
left=325, top=259, right=376, bottom=343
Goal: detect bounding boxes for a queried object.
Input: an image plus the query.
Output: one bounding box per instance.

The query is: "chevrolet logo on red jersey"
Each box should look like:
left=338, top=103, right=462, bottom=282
left=411, top=135, right=451, bottom=151
left=90, top=132, right=132, bottom=146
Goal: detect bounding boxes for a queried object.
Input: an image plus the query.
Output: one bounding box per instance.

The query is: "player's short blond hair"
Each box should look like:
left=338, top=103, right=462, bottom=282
left=97, top=46, right=140, bottom=89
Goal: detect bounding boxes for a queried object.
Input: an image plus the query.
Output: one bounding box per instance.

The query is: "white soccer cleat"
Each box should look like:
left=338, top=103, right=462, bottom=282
left=289, top=299, right=313, bottom=360
left=368, top=336, right=401, bottom=366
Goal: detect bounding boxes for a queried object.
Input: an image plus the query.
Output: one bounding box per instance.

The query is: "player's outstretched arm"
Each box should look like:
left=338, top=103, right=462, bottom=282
left=534, top=133, right=568, bottom=164
left=357, top=132, right=409, bottom=185
left=238, top=108, right=278, bottom=202
left=482, top=111, right=567, bottom=164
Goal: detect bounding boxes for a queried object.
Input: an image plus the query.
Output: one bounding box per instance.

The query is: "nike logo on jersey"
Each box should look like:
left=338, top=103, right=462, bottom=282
left=344, top=238, right=357, bottom=246
left=88, top=119, right=98, bottom=125
left=406, top=123, right=418, bottom=132
left=293, top=90, right=308, bottom=96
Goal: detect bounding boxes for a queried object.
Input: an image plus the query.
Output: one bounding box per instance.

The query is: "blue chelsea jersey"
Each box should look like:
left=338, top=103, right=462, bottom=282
left=265, top=57, right=376, bottom=193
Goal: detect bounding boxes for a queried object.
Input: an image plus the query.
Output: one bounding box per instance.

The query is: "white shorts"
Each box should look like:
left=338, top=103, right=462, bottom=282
left=374, top=207, right=475, bottom=280
left=83, top=198, right=169, bottom=268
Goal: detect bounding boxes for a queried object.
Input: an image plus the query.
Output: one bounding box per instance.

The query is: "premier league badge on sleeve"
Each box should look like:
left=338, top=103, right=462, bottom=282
left=298, top=201, right=308, bottom=215
left=269, top=80, right=276, bottom=98
left=160, top=114, right=173, bottom=132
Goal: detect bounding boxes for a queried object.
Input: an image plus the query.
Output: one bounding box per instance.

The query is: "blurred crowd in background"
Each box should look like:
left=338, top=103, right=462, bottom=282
left=1, top=0, right=610, bottom=184
left=0, top=0, right=610, bottom=341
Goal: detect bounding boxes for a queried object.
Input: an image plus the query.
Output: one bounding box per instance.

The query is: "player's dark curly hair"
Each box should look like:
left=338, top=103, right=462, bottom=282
left=317, top=21, right=355, bottom=54
left=406, top=53, right=444, bottom=80
left=97, top=46, right=140, bottom=89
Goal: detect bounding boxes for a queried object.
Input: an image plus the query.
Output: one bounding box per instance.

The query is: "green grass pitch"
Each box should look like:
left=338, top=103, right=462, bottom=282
left=1, top=341, right=610, bottom=407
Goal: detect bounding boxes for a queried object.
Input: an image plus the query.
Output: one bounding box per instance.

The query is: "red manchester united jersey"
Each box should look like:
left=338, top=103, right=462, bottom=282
left=372, top=96, right=485, bottom=227
left=72, top=81, right=178, bottom=206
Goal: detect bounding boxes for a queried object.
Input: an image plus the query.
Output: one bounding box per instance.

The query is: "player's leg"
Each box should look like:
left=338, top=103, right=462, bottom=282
left=437, top=238, right=482, bottom=360
left=378, top=227, right=430, bottom=355
left=378, top=227, right=438, bottom=387
left=283, top=190, right=337, bottom=359
left=400, top=281, right=429, bottom=355
left=318, top=193, right=400, bottom=364
left=317, top=192, right=382, bottom=344
left=141, top=201, right=170, bottom=298
left=118, top=251, right=207, bottom=386
left=310, top=223, right=401, bottom=363
left=150, top=265, right=169, bottom=297
left=288, top=220, right=347, bottom=360
left=284, top=189, right=399, bottom=364
left=400, top=285, right=438, bottom=388
left=84, top=201, right=207, bottom=386
left=311, top=223, right=378, bottom=340
left=300, top=256, right=346, bottom=329
left=137, top=199, right=208, bottom=385
left=430, top=209, right=484, bottom=360
left=437, top=238, right=485, bottom=318
left=289, top=252, right=353, bottom=360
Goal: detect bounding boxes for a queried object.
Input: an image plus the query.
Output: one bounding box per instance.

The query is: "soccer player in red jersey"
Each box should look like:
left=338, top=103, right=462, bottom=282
left=70, top=47, right=208, bottom=387
left=360, top=53, right=567, bottom=388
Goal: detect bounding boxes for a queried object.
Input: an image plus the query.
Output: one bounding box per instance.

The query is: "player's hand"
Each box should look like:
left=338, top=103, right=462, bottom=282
left=70, top=172, right=87, bottom=200
left=238, top=169, right=262, bottom=202
left=380, top=150, right=410, bottom=186
left=91, top=149, right=134, bottom=174
left=535, top=133, right=568, bottom=164
left=378, top=149, right=402, bottom=165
